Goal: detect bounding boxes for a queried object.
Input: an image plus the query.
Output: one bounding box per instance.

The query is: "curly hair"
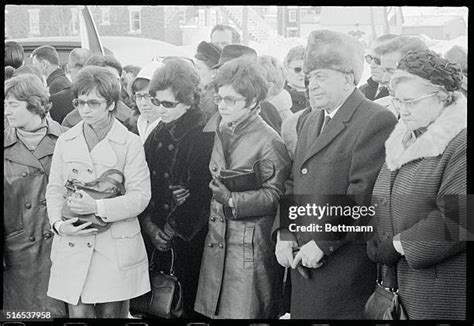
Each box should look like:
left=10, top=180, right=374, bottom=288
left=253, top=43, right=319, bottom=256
left=149, top=58, right=201, bottom=106
left=397, top=49, right=464, bottom=92
left=5, top=74, right=50, bottom=118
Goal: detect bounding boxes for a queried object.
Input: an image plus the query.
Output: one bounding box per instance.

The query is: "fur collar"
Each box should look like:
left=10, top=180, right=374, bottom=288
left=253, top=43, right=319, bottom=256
left=385, top=93, right=466, bottom=171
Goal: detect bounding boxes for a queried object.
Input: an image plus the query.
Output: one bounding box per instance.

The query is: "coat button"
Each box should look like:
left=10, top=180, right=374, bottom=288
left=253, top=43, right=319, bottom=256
left=207, top=243, right=214, bottom=248
left=25, top=203, right=32, bottom=209
left=87, top=242, right=93, bottom=248
left=168, top=144, right=175, bottom=151
left=380, top=198, right=387, bottom=206
left=164, top=172, right=170, bottom=179
left=72, top=168, right=78, bottom=174
left=301, top=168, right=308, bottom=175
left=21, top=172, right=28, bottom=177
left=164, top=204, right=170, bottom=210
left=152, top=170, right=157, bottom=176
left=158, top=142, right=163, bottom=149
left=218, top=243, right=224, bottom=249
left=329, top=246, right=334, bottom=252
left=38, top=170, right=44, bottom=174
left=220, top=217, right=224, bottom=223
left=43, top=232, right=52, bottom=239
left=40, top=199, right=47, bottom=206
left=29, top=236, right=35, bottom=242
left=68, top=242, right=75, bottom=247
left=211, top=166, right=218, bottom=172
left=210, top=217, right=216, bottom=222
left=87, top=168, right=93, bottom=174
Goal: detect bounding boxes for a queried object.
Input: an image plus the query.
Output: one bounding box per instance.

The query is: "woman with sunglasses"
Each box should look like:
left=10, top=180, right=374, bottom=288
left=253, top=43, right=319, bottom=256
left=138, top=58, right=214, bottom=318
left=282, top=45, right=309, bottom=113
left=45, top=66, right=151, bottom=318
left=194, top=56, right=291, bottom=319
left=367, top=50, right=467, bottom=319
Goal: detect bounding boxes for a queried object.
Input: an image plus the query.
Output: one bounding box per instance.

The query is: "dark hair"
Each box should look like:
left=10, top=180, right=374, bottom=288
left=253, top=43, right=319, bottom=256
left=123, top=65, right=141, bottom=76
left=85, top=54, right=123, bottom=76
left=374, top=35, right=428, bottom=56
left=5, top=41, right=25, bottom=69
left=374, top=33, right=398, bottom=44
left=31, top=45, right=60, bottom=66
left=131, top=78, right=150, bottom=94
left=5, top=74, right=50, bottom=118
left=214, top=56, right=269, bottom=107
left=68, top=48, right=92, bottom=69
left=72, top=66, right=120, bottom=112
left=397, top=49, right=464, bottom=92
left=5, top=66, right=15, bottom=80
left=210, top=24, right=241, bottom=44
left=149, top=58, right=201, bottom=106
left=12, top=64, right=44, bottom=82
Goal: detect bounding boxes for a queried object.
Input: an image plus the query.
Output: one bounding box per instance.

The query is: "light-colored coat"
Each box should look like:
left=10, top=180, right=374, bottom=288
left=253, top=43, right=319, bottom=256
left=45, top=119, right=151, bottom=305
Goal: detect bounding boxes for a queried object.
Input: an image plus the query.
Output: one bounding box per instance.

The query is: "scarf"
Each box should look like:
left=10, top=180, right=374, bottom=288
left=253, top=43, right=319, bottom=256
left=82, top=114, right=114, bottom=152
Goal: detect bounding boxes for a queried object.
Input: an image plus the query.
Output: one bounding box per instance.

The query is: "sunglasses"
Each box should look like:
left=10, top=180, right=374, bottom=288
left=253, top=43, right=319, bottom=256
left=150, top=98, right=180, bottom=108
left=72, top=99, right=107, bottom=110
left=365, top=54, right=381, bottom=65
left=289, top=66, right=303, bottom=73
left=212, top=95, right=246, bottom=106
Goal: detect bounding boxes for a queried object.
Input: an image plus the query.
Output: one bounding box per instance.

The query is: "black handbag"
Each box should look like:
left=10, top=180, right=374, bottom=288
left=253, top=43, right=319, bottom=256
left=130, top=247, right=183, bottom=318
left=219, top=159, right=275, bottom=192
left=364, top=264, right=408, bottom=320
left=61, top=169, right=125, bottom=233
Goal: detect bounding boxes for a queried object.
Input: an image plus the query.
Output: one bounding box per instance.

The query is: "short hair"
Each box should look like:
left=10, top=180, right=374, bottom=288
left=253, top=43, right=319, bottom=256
left=12, top=64, right=44, bottom=82
left=5, top=74, right=50, bottom=118
left=123, top=65, right=141, bottom=77
left=210, top=24, right=241, bottom=44
left=214, top=56, right=269, bottom=107
left=131, top=78, right=150, bottom=94
left=72, top=66, right=120, bottom=112
left=374, top=34, right=398, bottom=44
left=5, top=66, right=15, bottom=80
left=149, top=58, right=201, bottom=106
left=258, top=55, right=285, bottom=97
left=31, top=45, right=60, bottom=66
left=5, top=41, right=25, bottom=69
left=374, top=35, right=428, bottom=57
left=85, top=54, right=123, bottom=76
left=69, top=48, right=92, bottom=69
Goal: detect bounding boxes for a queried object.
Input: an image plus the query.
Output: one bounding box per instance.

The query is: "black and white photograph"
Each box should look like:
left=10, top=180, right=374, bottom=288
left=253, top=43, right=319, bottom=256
left=3, top=5, right=471, bottom=324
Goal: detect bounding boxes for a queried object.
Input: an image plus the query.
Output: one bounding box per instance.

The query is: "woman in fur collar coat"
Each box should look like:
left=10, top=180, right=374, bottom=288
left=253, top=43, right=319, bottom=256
left=367, top=50, right=467, bottom=319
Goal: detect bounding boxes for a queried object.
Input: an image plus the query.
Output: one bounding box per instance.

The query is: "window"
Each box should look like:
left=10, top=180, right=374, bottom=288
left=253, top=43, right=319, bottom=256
left=288, top=10, right=297, bottom=23
left=71, top=8, right=79, bottom=35
left=28, top=9, right=40, bottom=35
left=178, top=9, right=186, bottom=25
left=129, top=8, right=141, bottom=33
left=101, top=7, right=110, bottom=25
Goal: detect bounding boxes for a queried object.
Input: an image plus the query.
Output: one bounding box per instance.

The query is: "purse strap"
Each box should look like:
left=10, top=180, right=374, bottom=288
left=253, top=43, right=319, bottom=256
left=151, top=246, right=176, bottom=276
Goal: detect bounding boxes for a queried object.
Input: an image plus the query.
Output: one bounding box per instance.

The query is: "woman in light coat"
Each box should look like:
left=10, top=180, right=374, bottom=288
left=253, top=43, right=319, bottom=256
left=194, top=56, right=292, bottom=319
left=45, top=66, right=151, bottom=318
left=367, top=50, right=467, bottom=319
left=4, top=74, right=66, bottom=317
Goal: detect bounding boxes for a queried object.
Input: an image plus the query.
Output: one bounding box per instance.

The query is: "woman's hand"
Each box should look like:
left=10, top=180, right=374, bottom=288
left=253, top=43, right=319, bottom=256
left=169, top=185, right=190, bottom=206
left=209, top=178, right=231, bottom=205
left=151, top=227, right=173, bottom=252
left=57, top=218, right=98, bottom=236
left=67, top=190, right=98, bottom=215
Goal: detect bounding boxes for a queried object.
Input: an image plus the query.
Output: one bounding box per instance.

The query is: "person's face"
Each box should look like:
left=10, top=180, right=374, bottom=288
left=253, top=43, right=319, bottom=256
left=380, top=51, right=403, bottom=90
left=134, top=84, right=160, bottom=123
left=4, top=95, right=41, bottom=130
left=32, top=55, right=46, bottom=77
left=366, top=52, right=383, bottom=83
left=286, top=59, right=305, bottom=89
left=393, top=79, right=444, bottom=131
left=153, top=88, right=189, bottom=123
left=195, top=59, right=215, bottom=87
left=76, top=87, right=114, bottom=126
left=215, top=84, right=254, bottom=124
left=68, top=58, right=81, bottom=82
left=121, top=71, right=135, bottom=88
left=307, top=69, right=349, bottom=111
left=211, top=30, right=234, bottom=48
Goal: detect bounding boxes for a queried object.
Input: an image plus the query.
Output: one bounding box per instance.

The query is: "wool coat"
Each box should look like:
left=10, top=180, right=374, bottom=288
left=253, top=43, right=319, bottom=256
left=194, top=111, right=292, bottom=319
left=4, top=119, right=67, bottom=317
left=359, top=77, right=389, bottom=101
left=273, top=88, right=398, bottom=319
left=370, top=95, right=467, bottom=319
left=139, top=107, right=214, bottom=316
left=47, top=68, right=71, bottom=96
left=45, top=119, right=151, bottom=305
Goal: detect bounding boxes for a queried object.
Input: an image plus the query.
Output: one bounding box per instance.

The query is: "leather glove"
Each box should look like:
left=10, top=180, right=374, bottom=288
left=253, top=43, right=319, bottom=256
left=209, top=178, right=231, bottom=206
left=377, top=237, right=402, bottom=266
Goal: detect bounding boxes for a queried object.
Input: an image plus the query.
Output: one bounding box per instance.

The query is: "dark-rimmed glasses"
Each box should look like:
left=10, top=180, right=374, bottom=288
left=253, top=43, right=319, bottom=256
left=391, top=92, right=438, bottom=111
left=212, top=95, right=246, bottom=106
left=364, top=54, right=381, bottom=65
left=72, top=99, right=107, bottom=110
left=150, top=98, right=180, bottom=108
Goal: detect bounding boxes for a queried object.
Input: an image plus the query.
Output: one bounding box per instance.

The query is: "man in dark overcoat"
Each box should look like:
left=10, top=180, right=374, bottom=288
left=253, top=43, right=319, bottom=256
left=273, top=30, right=398, bottom=319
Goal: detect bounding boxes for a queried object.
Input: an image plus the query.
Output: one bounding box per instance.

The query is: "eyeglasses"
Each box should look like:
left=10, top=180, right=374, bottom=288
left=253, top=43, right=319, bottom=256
left=212, top=95, right=247, bottom=106
left=72, top=99, right=107, bottom=110
left=391, top=92, right=438, bottom=110
left=134, top=93, right=152, bottom=102
left=289, top=66, right=303, bottom=74
left=364, top=54, right=381, bottom=65
left=150, top=98, right=180, bottom=108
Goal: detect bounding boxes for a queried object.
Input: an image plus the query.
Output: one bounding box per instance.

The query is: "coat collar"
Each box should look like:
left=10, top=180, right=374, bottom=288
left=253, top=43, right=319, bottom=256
left=62, top=118, right=128, bottom=144
left=4, top=117, right=62, bottom=148
left=203, top=109, right=260, bottom=134
left=47, top=68, right=66, bottom=85
left=162, top=107, right=207, bottom=142
left=385, top=93, right=467, bottom=171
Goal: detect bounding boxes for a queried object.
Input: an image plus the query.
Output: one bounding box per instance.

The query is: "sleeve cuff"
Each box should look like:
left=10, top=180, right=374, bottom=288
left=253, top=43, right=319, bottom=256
left=96, top=199, right=107, bottom=219
left=393, top=233, right=405, bottom=255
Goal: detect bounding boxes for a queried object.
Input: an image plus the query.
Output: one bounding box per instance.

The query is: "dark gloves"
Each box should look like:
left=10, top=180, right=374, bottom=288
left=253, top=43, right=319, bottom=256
left=367, top=233, right=402, bottom=267
left=209, top=178, right=231, bottom=206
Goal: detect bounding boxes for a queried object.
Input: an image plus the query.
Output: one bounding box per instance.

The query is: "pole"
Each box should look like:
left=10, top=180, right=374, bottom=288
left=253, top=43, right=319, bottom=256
left=242, top=6, right=249, bottom=45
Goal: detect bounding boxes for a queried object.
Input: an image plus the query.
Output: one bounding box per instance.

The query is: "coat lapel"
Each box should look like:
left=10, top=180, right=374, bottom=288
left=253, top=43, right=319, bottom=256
left=61, top=122, right=94, bottom=166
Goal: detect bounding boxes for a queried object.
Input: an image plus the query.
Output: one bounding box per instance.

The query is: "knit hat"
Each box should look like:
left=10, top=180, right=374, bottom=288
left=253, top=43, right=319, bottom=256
left=213, top=44, right=257, bottom=69
left=304, top=30, right=364, bottom=85
left=284, top=45, right=305, bottom=67
left=128, top=60, right=163, bottom=94
left=195, top=41, right=222, bottom=68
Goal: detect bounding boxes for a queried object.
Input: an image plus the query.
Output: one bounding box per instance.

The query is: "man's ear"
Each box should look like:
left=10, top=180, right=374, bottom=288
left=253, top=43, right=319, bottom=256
left=344, top=73, right=356, bottom=89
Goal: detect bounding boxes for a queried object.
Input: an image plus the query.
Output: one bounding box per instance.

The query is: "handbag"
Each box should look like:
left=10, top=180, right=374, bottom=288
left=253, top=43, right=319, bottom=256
left=130, top=247, right=183, bottom=318
left=61, top=169, right=125, bottom=233
left=219, top=159, right=276, bottom=192
left=364, top=263, right=408, bottom=319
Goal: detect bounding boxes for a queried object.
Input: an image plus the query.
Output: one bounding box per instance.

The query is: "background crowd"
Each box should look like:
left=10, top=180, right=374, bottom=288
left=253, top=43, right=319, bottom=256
left=4, top=22, right=469, bottom=320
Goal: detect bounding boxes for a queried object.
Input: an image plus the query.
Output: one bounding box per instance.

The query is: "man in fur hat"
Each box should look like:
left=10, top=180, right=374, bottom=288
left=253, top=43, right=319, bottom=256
left=273, top=30, right=397, bottom=319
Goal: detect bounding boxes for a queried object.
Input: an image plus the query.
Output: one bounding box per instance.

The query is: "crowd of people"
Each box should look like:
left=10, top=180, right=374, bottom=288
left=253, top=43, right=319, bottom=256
left=4, top=23, right=468, bottom=320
